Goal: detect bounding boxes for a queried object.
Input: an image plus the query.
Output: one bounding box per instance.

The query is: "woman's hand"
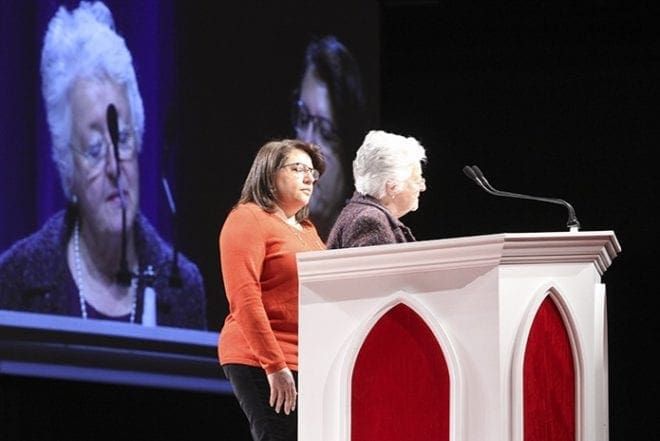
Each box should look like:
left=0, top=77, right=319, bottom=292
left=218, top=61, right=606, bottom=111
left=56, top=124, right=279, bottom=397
left=267, top=367, right=297, bottom=415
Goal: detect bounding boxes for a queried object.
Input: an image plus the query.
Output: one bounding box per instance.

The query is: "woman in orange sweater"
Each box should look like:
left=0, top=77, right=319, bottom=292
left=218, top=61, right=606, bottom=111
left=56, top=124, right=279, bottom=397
left=218, top=139, right=325, bottom=441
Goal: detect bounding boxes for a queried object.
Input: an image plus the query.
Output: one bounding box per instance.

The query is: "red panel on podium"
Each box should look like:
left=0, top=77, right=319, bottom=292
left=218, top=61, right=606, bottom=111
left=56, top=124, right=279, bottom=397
left=351, top=303, right=449, bottom=441
left=524, top=297, right=575, bottom=441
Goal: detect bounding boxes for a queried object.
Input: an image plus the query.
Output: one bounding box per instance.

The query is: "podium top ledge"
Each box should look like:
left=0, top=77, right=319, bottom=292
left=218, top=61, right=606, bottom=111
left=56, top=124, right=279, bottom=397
left=298, top=230, right=620, bottom=279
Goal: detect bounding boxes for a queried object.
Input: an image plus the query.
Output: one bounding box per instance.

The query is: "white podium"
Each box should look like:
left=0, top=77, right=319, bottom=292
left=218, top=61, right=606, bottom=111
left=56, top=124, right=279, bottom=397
left=297, top=231, right=620, bottom=441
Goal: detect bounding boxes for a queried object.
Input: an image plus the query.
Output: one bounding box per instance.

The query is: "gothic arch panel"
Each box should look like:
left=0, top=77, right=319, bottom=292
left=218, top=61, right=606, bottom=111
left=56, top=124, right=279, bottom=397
left=351, top=303, right=450, bottom=441
left=523, top=295, right=575, bottom=441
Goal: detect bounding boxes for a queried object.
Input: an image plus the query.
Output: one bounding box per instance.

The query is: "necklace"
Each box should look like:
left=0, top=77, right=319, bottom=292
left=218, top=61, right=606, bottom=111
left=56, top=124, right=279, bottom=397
left=73, top=220, right=137, bottom=323
left=273, top=213, right=325, bottom=249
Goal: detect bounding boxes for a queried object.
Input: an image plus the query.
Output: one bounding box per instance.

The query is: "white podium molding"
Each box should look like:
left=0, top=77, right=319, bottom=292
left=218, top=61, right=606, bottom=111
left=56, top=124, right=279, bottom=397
left=297, top=231, right=620, bottom=441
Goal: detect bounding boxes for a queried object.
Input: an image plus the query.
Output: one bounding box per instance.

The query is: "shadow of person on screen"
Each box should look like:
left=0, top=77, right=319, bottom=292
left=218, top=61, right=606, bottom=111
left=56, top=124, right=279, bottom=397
left=0, top=1, right=206, bottom=330
left=291, top=35, right=369, bottom=242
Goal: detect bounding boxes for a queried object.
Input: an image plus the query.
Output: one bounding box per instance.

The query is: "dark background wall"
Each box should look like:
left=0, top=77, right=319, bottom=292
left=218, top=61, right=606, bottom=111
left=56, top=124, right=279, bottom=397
left=377, top=2, right=657, bottom=440
left=1, top=1, right=657, bottom=440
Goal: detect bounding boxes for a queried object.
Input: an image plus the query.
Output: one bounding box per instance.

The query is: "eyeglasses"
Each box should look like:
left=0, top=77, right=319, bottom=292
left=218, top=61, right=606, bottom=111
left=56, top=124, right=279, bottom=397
left=292, top=100, right=339, bottom=143
left=71, top=128, right=136, bottom=172
left=281, top=162, right=320, bottom=181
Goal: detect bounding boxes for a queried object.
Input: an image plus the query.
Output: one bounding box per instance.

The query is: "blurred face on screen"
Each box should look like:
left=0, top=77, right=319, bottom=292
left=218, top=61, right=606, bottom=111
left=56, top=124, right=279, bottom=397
left=295, top=67, right=347, bottom=221
left=69, top=77, right=140, bottom=237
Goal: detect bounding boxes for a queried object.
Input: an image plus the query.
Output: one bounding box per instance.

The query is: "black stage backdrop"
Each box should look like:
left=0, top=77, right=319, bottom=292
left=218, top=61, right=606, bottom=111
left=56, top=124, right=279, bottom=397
left=378, top=3, right=658, bottom=441
left=1, top=2, right=658, bottom=440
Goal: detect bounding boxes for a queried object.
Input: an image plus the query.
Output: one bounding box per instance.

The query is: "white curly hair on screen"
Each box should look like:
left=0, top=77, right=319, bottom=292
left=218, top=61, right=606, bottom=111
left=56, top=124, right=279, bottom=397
left=41, top=1, right=144, bottom=200
left=353, top=130, right=427, bottom=200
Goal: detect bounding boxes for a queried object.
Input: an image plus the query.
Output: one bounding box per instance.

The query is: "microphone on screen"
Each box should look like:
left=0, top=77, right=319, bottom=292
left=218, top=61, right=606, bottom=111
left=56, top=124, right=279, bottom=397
left=107, top=103, right=133, bottom=286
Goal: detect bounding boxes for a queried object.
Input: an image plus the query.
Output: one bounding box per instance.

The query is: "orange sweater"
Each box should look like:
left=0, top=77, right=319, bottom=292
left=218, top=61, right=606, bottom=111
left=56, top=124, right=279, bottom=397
left=217, top=203, right=325, bottom=374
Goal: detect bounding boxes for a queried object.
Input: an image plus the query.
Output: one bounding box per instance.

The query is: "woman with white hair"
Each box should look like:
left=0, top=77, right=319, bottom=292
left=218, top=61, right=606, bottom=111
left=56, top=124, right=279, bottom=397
left=0, top=1, right=206, bottom=329
left=326, top=130, right=427, bottom=248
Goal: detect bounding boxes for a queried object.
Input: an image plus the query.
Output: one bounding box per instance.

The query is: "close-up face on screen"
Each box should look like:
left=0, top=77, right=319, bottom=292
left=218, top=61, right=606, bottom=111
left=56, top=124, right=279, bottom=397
left=0, top=0, right=380, bottom=397
left=0, top=0, right=380, bottom=332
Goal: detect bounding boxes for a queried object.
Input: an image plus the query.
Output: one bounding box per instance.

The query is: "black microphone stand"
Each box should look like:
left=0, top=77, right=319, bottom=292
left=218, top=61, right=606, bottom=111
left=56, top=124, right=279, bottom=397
left=107, top=104, right=134, bottom=286
left=107, top=104, right=161, bottom=326
left=463, top=165, right=580, bottom=232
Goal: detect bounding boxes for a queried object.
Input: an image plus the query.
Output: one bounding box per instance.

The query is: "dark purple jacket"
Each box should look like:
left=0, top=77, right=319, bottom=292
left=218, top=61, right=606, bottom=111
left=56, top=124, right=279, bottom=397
left=0, top=207, right=207, bottom=330
left=326, top=192, right=416, bottom=249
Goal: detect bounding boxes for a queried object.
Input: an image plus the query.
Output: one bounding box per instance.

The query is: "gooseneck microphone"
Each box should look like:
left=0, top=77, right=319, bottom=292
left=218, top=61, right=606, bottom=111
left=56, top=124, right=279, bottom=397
left=107, top=104, right=133, bottom=286
left=462, top=165, right=580, bottom=231
left=162, top=109, right=182, bottom=288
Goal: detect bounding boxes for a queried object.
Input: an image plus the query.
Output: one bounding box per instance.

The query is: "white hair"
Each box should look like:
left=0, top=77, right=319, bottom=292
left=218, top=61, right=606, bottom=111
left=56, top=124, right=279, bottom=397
left=353, top=130, right=427, bottom=199
left=41, top=1, right=144, bottom=200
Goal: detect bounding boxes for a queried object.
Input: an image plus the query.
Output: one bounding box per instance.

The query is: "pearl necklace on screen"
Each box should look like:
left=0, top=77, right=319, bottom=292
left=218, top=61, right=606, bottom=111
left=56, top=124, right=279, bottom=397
left=73, top=220, right=137, bottom=323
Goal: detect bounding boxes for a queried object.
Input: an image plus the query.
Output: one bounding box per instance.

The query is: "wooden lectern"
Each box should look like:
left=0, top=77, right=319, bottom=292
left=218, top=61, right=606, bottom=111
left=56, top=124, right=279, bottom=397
left=297, top=231, right=620, bottom=441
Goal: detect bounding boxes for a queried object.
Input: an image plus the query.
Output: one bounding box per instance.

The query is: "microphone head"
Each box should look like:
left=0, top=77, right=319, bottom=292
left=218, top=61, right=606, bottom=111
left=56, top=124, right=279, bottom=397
left=472, top=165, right=485, bottom=179
left=462, top=165, right=478, bottom=181
left=106, top=104, right=119, bottom=150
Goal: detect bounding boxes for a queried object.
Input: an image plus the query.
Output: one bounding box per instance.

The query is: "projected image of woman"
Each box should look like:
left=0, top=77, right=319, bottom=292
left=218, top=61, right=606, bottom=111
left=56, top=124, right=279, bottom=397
left=292, top=35, right=368, bottom=241
left=0, top=1, right=206, bottom=329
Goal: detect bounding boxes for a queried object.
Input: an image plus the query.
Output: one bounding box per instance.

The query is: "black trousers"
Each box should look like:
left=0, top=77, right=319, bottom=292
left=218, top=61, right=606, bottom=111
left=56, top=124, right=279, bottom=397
left=223, top=364, right=298, bottom=441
